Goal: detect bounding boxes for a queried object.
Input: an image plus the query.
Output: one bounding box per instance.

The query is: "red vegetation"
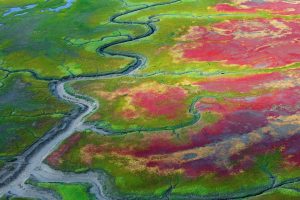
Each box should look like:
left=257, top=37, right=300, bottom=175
left=216, top=1, right=300, bottom=15
left=196, top=87, right=300, bottom=116
left=216, top=3, right=256, bottom=13
left=47, top=133, right=81, bottom=167
left=121, top=109, right=138, bottom=119
left=132, top=87, right=187, bottom=119
left=128, top=86, right=300, bottom=177
left=93, top=82, right=299, bottom=177
left=134, top=136, right=192, bottom=157
left=194, top=72, right=282, bottom=93
left=230, top=133, right=300, bottom=169
left=179, top=19, right=300, bottom=68
left=182, top=157, right=230, bottom=177
left=116, top=82, right=299, bottom=148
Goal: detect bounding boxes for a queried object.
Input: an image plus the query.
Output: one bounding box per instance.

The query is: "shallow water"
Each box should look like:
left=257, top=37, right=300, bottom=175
left=3, top=4, right=36, bottom=17
left=48, top=0, right=76, bottom=12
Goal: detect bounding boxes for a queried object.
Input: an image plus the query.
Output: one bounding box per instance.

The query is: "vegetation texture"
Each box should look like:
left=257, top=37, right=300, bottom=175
left=1, top=0, right=300, bottom=199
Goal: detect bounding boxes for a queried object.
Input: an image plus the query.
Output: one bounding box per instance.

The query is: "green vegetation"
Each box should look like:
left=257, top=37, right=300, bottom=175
left=0, top=195, right=35, bottom=200
left=0, top=73, right=72, bottom=157
left=35, top=182, right=95, bottom=200
left=0, top=0, right=143, bottom=79
left=250, top=188, right=300, bottom=200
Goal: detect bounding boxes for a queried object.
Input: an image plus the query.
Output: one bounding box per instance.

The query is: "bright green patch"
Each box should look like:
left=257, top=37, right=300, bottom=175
left=36, top=182, right=95, bottom=200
